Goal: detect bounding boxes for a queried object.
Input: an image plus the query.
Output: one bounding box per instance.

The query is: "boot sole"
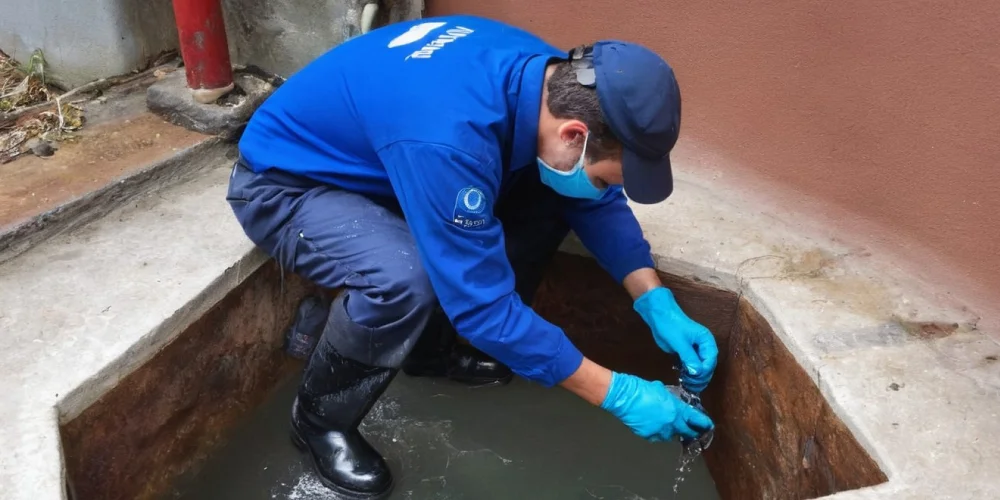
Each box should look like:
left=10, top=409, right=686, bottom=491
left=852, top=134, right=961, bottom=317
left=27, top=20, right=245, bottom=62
left=290, top=423, right=394, bottom=500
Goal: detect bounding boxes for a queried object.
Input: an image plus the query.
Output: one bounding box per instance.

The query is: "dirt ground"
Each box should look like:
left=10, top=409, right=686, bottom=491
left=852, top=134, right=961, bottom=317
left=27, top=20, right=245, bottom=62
left=0, top=54, right=208, bottom=232
left=0, top=112, right=208, bottom=229
left=0, top=50, right=86, bottom=163
left=0, top=49, right=180, bottom=165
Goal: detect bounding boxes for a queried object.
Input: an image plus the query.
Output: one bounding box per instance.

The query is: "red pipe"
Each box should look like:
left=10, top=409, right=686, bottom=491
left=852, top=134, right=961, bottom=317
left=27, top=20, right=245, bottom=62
left=171, top=0, right=234, bottom=92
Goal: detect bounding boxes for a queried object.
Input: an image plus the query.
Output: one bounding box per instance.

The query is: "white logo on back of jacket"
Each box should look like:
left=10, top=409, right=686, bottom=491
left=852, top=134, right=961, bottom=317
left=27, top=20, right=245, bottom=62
left=386, top=21, right=475, bottom=60
left=387, top=22, right=447, bottom=48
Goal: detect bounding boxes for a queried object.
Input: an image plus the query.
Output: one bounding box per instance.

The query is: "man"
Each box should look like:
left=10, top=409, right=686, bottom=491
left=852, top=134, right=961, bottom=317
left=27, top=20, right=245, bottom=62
left=228, top=14, right=718, bottom=499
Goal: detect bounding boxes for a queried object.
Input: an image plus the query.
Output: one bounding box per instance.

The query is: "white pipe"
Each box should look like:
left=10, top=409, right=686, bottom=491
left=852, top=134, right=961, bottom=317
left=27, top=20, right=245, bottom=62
left=361, top=3, right=379, bottom=34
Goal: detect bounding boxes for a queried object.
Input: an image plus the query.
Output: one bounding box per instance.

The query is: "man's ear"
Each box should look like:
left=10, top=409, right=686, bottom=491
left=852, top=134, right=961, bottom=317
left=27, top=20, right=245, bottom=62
left=557, top=120, right=588, bottom=146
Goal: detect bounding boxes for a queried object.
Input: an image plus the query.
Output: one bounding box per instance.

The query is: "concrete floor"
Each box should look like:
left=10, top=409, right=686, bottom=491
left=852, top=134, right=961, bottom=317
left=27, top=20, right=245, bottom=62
left=0, top=104, right=997, bottom=498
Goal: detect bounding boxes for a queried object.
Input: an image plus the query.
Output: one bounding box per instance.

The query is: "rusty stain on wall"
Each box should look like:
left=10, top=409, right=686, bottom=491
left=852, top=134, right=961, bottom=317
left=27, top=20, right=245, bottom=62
left=533, top=253, right=887, bottom=499
left=60, top=261, right=316, bottom=500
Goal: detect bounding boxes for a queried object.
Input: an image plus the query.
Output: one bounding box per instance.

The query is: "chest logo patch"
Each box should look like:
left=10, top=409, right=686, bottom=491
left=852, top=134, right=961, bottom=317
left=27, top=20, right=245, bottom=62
left=387, top=22, right=447, bottom=48
left=452, top=187, right=490, bottom=230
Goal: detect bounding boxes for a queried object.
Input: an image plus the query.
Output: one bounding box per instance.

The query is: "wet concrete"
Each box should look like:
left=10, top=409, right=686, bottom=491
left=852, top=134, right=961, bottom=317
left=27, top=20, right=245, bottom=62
left=163, top=373, right=719, bottom=500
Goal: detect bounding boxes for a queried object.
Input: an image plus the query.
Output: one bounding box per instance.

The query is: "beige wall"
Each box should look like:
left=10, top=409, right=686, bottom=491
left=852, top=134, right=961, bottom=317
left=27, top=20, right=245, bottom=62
left=427, top=0, right=1000, bottom=307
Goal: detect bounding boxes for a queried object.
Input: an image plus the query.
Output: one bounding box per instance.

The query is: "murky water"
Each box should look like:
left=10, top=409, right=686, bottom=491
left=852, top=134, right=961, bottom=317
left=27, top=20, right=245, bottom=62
left=164, top=373, right=719, bottom=500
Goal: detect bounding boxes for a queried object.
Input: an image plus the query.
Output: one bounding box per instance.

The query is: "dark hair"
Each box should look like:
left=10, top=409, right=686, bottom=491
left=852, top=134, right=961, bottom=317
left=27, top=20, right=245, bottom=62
left=545, top=45, right=622, bottom=162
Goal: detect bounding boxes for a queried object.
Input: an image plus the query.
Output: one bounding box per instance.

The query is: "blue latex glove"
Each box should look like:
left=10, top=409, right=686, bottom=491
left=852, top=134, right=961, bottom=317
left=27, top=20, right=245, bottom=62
left=634, top=287, right=719, bottom=392
left=601, top=371, right=714, bottom=442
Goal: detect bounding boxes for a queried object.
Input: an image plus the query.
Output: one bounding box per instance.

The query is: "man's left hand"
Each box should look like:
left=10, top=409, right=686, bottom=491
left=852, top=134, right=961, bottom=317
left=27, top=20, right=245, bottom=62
left=633, top=287, right=718, bottom=392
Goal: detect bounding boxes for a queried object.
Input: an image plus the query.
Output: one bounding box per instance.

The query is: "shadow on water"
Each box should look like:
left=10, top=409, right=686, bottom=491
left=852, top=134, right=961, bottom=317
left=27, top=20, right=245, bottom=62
left=163, top=372, right=719, bottom=500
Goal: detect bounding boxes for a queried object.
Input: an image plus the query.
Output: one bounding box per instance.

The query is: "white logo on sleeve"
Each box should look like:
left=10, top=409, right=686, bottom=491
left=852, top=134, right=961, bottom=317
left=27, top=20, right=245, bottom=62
left=387, top=22, right=447, bottom=48
left=452, top=187, right=490, bottom=230
left=461, top=188, right=485, bottom=213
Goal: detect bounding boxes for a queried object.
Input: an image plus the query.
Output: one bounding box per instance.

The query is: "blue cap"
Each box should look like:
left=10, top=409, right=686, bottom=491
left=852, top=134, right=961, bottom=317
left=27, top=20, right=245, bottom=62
left=588, top=40, right=681, bottom=204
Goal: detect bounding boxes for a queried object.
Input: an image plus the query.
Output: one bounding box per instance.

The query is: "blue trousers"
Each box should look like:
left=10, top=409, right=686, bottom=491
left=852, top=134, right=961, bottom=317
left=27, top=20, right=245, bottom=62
left=227, top=159, right=570, bottom=369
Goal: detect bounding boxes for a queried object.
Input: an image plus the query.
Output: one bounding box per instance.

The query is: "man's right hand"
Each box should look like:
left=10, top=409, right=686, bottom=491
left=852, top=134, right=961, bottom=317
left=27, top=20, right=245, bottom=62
left=560, top=358, right=714, bottom=442
left=600, top=371, right=714, bottom=442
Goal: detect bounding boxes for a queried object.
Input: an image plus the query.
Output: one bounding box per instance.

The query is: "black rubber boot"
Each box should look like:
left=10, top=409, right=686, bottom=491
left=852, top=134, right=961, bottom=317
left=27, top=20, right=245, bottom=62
left=283, top=294, right=332, bottom=360
left=291, top=340, right=395, bottom=499
left=401, top=307, right=513, bottom=387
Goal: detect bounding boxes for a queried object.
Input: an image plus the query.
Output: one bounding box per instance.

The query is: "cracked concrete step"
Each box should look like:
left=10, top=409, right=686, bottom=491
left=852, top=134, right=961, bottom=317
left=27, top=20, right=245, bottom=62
left=0, top=148, right=267, bottom=500
left=0, top=80, right=220, bottom=266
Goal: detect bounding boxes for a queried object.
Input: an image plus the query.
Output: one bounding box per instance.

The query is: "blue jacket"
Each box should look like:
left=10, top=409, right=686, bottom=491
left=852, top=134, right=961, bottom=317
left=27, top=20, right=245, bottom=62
left=238, top=15, right=655, bottom=387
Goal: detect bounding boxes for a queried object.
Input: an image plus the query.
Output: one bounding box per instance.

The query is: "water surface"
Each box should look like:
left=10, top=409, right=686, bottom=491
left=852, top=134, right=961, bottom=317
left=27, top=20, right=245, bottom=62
left=165, top=372, right=719, bottom=500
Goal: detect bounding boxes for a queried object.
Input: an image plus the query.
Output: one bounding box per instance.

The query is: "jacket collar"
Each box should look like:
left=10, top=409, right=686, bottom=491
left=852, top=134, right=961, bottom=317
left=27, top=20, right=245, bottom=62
left=507, top=53, right=558, bottom=172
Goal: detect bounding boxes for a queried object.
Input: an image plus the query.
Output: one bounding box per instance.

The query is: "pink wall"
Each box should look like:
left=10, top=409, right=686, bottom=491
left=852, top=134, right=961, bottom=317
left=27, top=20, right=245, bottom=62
left=427, top=0, right=1000, bottom=308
